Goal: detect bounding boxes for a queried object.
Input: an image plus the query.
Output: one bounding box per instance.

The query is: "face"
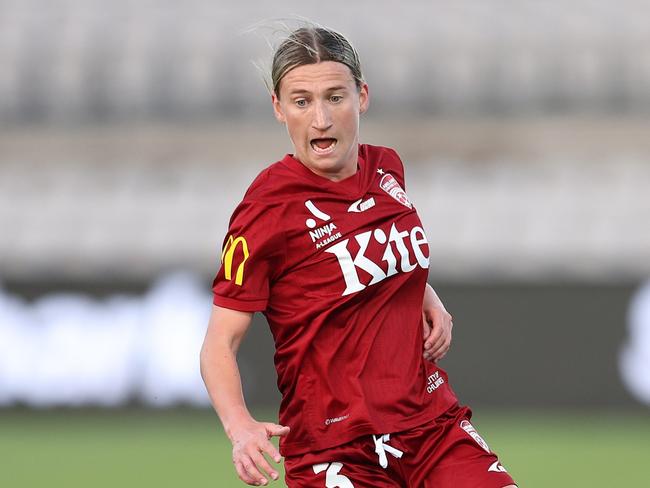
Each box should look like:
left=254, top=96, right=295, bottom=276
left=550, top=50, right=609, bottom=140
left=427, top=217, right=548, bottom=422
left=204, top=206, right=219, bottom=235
left=272, top=61, right=369, bottom=181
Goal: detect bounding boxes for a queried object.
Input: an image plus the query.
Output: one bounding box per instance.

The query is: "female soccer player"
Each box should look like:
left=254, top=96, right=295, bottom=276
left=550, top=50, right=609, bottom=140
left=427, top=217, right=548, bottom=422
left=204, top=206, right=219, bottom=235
left=201, top=25, right=517, bottom=487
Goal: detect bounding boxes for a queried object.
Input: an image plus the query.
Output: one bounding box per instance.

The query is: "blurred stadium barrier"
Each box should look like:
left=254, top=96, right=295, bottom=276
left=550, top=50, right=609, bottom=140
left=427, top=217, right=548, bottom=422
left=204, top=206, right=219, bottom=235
left=1, top=0, right=650, bottom=122
left=2, top=274, right=650, bottom=408
left=0, top=273, right=212, bottom=407
left=0, top=121, right=647, bottom=282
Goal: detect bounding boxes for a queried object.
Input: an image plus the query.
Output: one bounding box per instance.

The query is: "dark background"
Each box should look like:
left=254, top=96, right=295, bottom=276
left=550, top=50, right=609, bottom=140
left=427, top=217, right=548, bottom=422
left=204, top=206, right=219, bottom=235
left=234, top=281, right=639, bottom=408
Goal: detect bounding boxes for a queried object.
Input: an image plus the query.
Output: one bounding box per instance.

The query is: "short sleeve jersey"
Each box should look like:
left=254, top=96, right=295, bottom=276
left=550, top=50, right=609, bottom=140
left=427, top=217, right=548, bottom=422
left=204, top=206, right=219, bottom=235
left=213, top=144, right=458, bottom=456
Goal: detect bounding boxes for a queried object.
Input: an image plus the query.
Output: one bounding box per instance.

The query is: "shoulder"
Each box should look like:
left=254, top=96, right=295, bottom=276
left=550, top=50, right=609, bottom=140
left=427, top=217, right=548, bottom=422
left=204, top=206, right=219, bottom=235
left=240, top=157, right=298, bottom=204
left=228, top=158, right=295, bottom=228
left=241, top=161, right=282, bottom=201
left=360, top=144, right=404, bottom=168
left=360, top=144, right=407, bottom=183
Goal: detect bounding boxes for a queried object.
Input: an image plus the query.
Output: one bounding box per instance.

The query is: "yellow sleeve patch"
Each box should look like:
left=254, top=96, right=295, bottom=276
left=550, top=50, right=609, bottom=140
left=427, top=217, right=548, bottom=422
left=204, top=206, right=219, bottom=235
left=221, top=235, right=250, bottom=286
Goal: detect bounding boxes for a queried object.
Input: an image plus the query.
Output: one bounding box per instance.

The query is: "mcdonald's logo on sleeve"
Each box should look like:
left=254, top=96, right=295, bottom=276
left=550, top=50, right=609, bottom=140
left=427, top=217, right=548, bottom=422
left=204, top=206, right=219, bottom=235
left=221, top=235, right=250, bottom=286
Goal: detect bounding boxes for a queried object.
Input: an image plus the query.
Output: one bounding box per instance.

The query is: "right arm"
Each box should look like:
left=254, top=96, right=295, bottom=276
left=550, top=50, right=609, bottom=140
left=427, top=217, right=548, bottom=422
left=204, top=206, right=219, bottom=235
left=200, top=305, right=289, bottom=486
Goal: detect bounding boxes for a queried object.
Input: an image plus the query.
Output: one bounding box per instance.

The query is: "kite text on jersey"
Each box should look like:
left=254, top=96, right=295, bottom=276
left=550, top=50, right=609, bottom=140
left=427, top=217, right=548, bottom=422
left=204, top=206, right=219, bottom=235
left=325, top=223, right=429, bottom=296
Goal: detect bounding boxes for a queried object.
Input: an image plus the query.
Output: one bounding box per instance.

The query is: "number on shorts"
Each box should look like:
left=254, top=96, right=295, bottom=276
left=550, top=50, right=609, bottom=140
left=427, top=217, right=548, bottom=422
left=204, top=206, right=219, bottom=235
left=312, top=462, right=354, bottom=488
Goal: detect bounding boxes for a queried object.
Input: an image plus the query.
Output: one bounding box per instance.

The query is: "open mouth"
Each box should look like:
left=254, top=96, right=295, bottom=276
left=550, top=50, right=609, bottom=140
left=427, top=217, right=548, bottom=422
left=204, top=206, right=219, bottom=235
left=310, top=138, right=337, bottom=154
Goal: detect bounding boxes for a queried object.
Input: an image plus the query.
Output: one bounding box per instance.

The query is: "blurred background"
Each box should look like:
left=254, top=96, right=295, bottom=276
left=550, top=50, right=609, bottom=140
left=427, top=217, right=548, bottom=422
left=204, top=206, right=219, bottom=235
left=1, top=0, right=649, bottom=486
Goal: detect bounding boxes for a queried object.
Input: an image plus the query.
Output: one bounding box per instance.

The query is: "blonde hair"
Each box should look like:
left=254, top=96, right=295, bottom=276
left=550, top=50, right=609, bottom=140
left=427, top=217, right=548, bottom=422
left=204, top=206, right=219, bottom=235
left=271, top=26, right=364, bottom=98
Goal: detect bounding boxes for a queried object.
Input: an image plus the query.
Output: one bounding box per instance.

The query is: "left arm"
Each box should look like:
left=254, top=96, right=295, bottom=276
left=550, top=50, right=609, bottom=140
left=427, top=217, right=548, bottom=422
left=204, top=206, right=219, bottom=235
left=422, top=283, right=453, bottom=362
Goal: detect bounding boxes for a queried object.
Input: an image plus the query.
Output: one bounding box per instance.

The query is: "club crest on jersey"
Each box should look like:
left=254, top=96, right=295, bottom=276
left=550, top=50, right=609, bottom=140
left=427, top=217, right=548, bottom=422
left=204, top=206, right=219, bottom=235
left=379, top=173, right=412, bottom=209
left=460, top=420, right=491, bottom=453
left=304, top=200, right=342, bottom=249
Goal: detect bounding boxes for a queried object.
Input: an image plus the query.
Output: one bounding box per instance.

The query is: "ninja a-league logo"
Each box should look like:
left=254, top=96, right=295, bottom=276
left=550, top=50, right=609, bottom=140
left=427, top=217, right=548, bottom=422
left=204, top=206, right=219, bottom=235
left=304, top=200, right=342, bottom=249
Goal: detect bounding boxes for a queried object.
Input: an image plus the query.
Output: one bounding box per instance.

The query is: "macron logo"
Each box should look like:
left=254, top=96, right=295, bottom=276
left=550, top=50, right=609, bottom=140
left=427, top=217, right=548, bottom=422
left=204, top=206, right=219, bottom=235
left=488, top=461, right=508, bottom=473
left=347, top=197, right=376, bottom=213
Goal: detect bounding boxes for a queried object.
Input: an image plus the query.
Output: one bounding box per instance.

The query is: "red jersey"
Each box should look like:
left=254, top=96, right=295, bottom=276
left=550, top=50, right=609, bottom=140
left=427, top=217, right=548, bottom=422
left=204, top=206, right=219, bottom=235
left=212, top=144, right=458, bottom=456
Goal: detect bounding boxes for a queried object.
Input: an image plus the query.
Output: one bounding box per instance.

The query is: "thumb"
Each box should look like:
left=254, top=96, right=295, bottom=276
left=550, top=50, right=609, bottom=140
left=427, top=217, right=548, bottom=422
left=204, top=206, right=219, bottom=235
left=264, top=423, right=291, bottom=437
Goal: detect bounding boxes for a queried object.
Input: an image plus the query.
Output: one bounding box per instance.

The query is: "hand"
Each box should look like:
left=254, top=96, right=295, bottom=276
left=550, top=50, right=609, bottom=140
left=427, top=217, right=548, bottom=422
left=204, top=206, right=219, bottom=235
left=422, top=284, right=453, bottom=362
left=229, top=418, right=290, bottom=486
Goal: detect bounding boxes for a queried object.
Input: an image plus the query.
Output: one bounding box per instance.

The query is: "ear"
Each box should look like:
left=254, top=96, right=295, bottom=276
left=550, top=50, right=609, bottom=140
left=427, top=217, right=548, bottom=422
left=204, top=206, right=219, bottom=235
left=271, top=92, right=286, bottom=123
left=358, top=83, right=370, bottom=114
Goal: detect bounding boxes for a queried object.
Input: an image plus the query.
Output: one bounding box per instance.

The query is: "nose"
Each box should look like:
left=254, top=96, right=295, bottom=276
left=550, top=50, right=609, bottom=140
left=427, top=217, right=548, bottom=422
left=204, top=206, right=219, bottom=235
left=312, top=100, right=332, bottom=131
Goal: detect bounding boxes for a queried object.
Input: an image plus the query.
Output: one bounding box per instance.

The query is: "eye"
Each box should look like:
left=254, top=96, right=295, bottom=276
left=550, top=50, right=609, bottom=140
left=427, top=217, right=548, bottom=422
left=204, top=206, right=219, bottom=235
left=330, top=95, right=343, bottom=103
left=295, top=99, right=307, bottom=107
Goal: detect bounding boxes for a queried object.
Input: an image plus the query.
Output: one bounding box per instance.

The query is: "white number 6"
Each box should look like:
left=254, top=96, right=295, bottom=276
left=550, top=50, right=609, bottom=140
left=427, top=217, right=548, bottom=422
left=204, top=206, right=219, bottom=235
left=312, top=462, right=354, bottom=488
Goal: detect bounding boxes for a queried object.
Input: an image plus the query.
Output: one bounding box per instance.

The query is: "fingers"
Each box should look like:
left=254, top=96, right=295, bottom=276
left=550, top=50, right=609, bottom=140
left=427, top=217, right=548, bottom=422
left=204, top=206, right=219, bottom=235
left=428, top=341, right=450, bottom=361
left=265, top=423, right=290, bottom=438
left=234, top=432, right=285, bottom=485
left=237, top=450, right=277, bottom=486
left=424, top=320, right=444, bottom=351
left=259, top=427, right=280, bottom=463
left=426, top=325, right=452, bottom=361
left=422, top=313, right=432, bottom=340
left=260, top=437, right=282, bottom=464
left=235, top=459, right=262, bottom=486
left=230, top=421, right=287, bottom=486
left=423, top=310, right=453, bottom=362
left=251, top=449, right=280, bottom=482
left=428, top=325, right=446, bottom=350
left=424, top=325, right=443, bottom=349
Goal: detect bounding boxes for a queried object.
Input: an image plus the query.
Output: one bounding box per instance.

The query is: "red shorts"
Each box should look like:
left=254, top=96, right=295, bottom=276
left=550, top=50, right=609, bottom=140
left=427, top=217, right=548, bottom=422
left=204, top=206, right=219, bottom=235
left=284, top=404, right=516, bottom=488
